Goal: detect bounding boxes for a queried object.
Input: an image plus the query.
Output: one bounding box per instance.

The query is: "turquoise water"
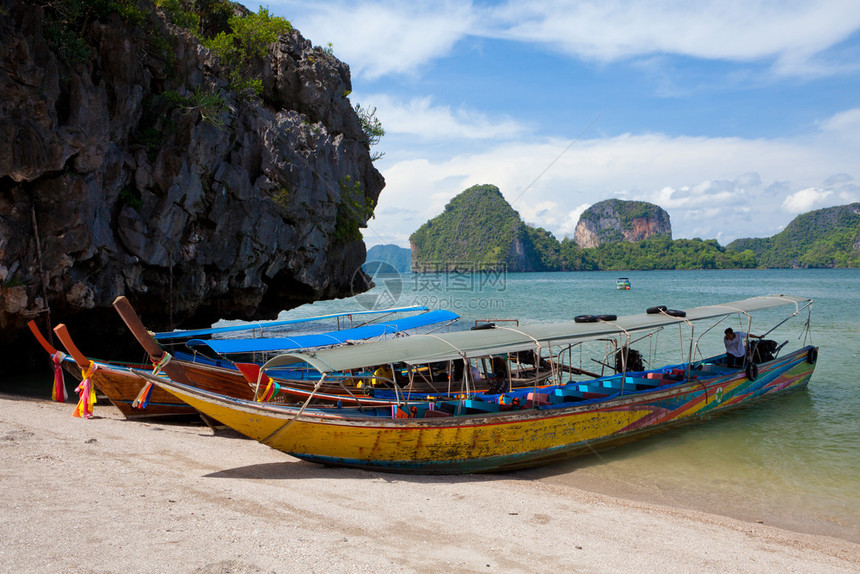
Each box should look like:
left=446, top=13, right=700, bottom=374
left=298, top=268, right=860, bottom=541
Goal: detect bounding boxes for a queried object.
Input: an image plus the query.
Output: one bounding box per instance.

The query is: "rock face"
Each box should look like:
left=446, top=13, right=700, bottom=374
left=0, top=0, right=383, bottom=368
left=573, top=199, right=671, bottom=248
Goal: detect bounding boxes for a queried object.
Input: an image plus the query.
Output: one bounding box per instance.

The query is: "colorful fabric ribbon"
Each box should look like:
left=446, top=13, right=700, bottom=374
left=73, top=361, right=98, bottom=419
left=257, top=377, right=281, bottom=402
left=151, top=352, right=172, bottom=375
left=132, top=381, right=154, bottom=409
left=51, top=351, right=67, bottom=403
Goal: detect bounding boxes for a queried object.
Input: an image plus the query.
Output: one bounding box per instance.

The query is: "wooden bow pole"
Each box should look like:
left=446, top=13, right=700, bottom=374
left=111, top=296, right=196, bottom=386
left=28, top=320, right=58, bottom=356
left=53, top=324, right=91, bottom=371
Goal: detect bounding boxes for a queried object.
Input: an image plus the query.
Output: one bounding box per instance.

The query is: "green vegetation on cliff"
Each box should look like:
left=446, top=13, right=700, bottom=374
left=582, top=237, right=756, bottom=270
left=42, top=0, right=148, bottom=65
left=410, top=184, right=523, bottom=269
left=727, top=203, right=860, bottom=268
left=409, top=186, right=860, bottom=271
left=198, top=4, right=291, bottom=97
left=409, top=184, right=565, bottom=271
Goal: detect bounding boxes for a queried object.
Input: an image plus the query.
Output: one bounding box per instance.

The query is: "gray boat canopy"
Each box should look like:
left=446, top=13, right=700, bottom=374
left=261, top=295, right=812, bottom=374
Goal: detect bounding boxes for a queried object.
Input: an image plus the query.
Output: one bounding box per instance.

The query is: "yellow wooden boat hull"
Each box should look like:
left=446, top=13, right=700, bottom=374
left=147, top=346, right=817, bottom=474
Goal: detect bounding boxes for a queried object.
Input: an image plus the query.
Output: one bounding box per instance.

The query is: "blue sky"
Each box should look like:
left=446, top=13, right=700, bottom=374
left=265, top=0, right=860, bottom=247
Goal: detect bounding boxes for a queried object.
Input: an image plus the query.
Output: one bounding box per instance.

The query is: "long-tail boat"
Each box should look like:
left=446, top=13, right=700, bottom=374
left=110, top=297, right=463, bottom=407
left=52, top=324, right=196, bottom=418
left=30, top=301, right=457, bottom=419
left=141, top=295, right=818, bottom=474
left=28, top=319, right=181, bottom=413
left=28, top=320, right=76, bottom=397
left=114, top=297, right=556, bottom=405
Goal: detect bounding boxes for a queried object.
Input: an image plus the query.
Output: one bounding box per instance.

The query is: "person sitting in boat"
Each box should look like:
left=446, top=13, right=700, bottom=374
left=723, top=328, right=761, bottom=368
left=491, top=356, right=509, bottom=379
left=469, top=361, right=483, bottom=382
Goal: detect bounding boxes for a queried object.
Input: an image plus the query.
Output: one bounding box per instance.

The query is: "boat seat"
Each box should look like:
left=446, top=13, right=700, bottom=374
left=525, top=392, right=552, bottom=407
left=461, top=399, right=501, bottom=414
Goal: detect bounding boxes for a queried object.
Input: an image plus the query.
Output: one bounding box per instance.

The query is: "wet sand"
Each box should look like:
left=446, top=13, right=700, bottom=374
left=1, top=394, right=857, bottom=573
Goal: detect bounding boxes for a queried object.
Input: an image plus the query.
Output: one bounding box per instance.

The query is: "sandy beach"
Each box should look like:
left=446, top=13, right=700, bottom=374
left=1, top=393, right=857, bottom=574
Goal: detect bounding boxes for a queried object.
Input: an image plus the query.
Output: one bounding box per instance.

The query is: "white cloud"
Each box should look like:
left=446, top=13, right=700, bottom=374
left=369, top=123, right=859, bottom=246
left=819, top=108, right=860, bottom=137
left=261, top=2, right=860, bottom=247
left=366, top=95, right=528, bottom=140
left=492, top=0, right=860, bottom=76
left=267, top=1, right=476, bottom=78
left=559, top=204, right=591, bottom=236
left=519, top=200, right=562, bottom=227
left=782, top=188, right=833, bottom=213
left=270, top=1, right=860, bottom=79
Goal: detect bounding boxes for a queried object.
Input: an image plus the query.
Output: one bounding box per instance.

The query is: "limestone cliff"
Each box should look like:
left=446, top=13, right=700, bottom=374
left=409, top=184, right=559, bottom=272
left=573, top=199, right=671, bottom=248
left=0, top=0, right=383, bottom=368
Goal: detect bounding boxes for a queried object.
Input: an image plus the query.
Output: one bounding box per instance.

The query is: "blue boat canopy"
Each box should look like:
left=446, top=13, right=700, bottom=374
left=154, top=305, right=431, bottom=341
left=185, top=309, right=460, bottom=355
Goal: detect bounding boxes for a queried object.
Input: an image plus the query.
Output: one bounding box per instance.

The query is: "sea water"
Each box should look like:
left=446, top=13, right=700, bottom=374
left=11, top=268, right=860, bottom=541
left=295, top=267, right=860, bottom=541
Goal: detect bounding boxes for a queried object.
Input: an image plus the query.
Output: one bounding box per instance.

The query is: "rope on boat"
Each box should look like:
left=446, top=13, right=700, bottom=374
left=30, top=203, right=54, bottom=341
left=334, top=376, right=367, bottom=413
left=460, top=352, right=472, bottom=400
left=494, top=326, right=544, bottom=405
left=252, top=368, right=265, bottom=400
left=259, top=375, right=329, bottom=445
left=593, top=316, right=632, bottom=394
left=151, top=351, right=172, bottom=376
left=390, top=363, right=403, bottom=405
left=802, top=303, right=813, bottom=346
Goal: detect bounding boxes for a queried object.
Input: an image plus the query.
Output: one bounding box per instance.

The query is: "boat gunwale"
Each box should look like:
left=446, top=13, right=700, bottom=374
left=142, top=345, right=816, bottom=430
left=291, top=376, right=816, bottom=474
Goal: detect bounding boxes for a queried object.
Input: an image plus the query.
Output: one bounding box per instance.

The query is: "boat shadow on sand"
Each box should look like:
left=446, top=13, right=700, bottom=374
left=202, top=460, right=520, bottom=484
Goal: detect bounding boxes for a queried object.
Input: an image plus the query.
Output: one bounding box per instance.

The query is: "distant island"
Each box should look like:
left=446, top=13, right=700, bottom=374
left=396, top=184, right=860, bottom=271
left=365, top=244, right=412, bottom=273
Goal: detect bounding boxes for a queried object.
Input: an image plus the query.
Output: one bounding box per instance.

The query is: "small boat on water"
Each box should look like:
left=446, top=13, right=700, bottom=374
left=144, top=295, right=818, bottom=474
left=617, top=277, right=631, bottom=290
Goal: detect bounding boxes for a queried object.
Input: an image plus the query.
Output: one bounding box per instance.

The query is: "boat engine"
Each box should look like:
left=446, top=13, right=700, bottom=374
left=748, top=339, right=779, bottom=363
left=615, top=347, right=644, bottom=372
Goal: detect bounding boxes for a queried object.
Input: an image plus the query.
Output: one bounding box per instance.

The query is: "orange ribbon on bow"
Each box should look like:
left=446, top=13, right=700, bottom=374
left=73, top=361, right=98, bottom=419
